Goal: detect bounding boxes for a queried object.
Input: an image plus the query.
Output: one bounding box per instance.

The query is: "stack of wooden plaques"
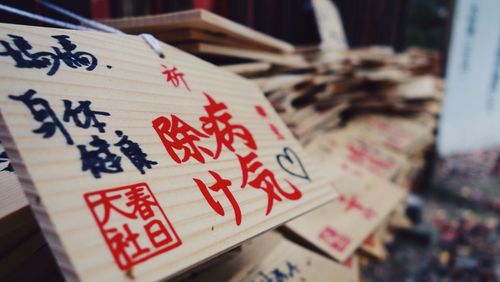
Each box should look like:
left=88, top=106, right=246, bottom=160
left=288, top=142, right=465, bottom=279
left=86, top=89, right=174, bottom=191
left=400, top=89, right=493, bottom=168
left=173, top=231, right=355, bottom=282
left=0, top=7, right=441, bottom=282
left=247, top=46, right=443, bottom=145
left=100, top=9, right=308, bottom=69
left=96, top=8, right=440, bottom=282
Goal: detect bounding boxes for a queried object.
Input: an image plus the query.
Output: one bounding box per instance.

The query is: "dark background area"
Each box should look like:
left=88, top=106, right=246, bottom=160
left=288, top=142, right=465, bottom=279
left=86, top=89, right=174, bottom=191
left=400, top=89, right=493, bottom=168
left=1, top=2, right=499, bottom=281
left=0, top=0, right=451, bottom=51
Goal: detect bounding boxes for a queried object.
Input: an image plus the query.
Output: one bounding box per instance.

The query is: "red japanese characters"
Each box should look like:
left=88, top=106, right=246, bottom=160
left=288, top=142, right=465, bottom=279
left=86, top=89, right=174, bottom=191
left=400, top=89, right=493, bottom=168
left=152, top=93, right=304, bottom=226
left=346, top=142, right=395, bottom=174
left=318, top=226, right=351, bottom=253
left=337, top=193, right=376, bottom=220
left=161, top=64, right=190, bottom=91
left=255, top=105, right=285, bottom=140
left=363, top=234, right=376, bottom=247
left=84, top=182, right=181, bottom=270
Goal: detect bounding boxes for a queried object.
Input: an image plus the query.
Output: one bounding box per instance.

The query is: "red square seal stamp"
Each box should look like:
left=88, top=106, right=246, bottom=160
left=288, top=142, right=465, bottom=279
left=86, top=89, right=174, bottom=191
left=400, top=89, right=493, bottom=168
left=84, top=182, right=181, bottom=270
left=318, top=226, right=351, bottom=253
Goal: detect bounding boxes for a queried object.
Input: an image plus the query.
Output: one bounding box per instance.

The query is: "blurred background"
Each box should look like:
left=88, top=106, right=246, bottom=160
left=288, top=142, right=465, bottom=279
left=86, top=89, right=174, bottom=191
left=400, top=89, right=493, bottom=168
left=0, top=0, right=452, bottom=54
left=0, top=1, right=498, bottom=281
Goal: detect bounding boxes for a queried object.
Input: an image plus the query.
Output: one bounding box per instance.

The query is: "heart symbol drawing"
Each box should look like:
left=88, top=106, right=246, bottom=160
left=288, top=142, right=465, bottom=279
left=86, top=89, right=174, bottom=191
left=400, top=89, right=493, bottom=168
left=276, top=146, right=311, bottom=181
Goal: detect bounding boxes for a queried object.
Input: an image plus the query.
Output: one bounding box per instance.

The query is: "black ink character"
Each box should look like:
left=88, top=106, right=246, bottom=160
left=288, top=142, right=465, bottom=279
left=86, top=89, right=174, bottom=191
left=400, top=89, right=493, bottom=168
left=78, top=135, right=122, bottom=178
left=257, top=271, right=274, bottom=282
left=0, top=34, right=58, bottom=74
left=285, top=261, right=300, bottom=278
left=63, top=100, right=110, bottom=133
left=114, top=130, right=158, bottom=174
left=0, top=34, right=97, bottom=76
left=9, top=89, right=73, bottom=145
left=270, top=268, right=288, bottom=282
left=51, top=35, right=97, bottom=73
left=256, top=261, right=300, bottom=282
left=0, top=151, right=14, bottom=172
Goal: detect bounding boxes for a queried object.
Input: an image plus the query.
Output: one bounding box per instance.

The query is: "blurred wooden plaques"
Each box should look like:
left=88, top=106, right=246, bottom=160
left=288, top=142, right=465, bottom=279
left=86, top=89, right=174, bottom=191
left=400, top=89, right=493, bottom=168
left=320, top=130, right=409, bottom=181
left=388, top=75, right=441, bottom=100
left=355, top=67, right=409, bottom=83
left=348, top=115, right=433, bottom=155
left=291, top=104, right=348, bottom=142
left=221, top=62, right=271, bottom=76
left=231, top=234, right=354, bottom=282
left=180, top=232, right=354, bottom=282
left=253, top=74, right=312, bottom=93
left=360, top=224, right=388, bottom=261
left=100, top=9, right=294, bottom=54
left=137, top=29, right=254, bottom=51
left=175, top=232, right=280, bottom=282
left=285, top=138, right=406, bottom=262
left=388, top=203, right=413, bottom=229
left=0, top=24, right=334, bottom=281
left=178, top=43, right=309, bottom=68
left=342, top=255, right=360, bottom=282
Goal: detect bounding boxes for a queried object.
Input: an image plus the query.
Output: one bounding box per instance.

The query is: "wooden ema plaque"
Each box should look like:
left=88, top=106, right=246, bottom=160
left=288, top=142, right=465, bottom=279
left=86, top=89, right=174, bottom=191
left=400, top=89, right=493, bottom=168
left=0, top=24, right=334, bottom=281
left=100, top=9, right=295, bottom=54
left=229, top=233, right=354, bottom=282
left=318, top=130, right=408, bottom=181
left=347, top=115, right=433, bottom=155
left=360, top=223, right=389, bottom=260
left=188, top=232, right=354, bottom=282
left=286, top=137, right=406, bottom=262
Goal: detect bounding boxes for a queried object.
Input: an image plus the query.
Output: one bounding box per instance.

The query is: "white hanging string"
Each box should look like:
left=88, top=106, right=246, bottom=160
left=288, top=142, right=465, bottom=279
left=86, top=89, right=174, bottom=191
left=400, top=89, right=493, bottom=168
left=36, top=0, right=124, bottom=34
left=36, top=0, right=164, bottom=57
left=35, top=1, right=164, bottom=58
left=0, top=3, right=94, bottom=31
left=0, top=2, right=165, bottom=58
left=140, top=33, right=165, bottom=58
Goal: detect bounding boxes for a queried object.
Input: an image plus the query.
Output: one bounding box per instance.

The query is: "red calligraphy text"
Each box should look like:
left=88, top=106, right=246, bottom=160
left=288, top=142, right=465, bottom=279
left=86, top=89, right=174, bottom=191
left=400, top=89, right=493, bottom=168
left=152, top=115, right=213, bottom=164
left=238, top=152, right=302, bottom=215
left=363, top=234, right=375, bottom=247
left=84, top=182, right=181, bottom=270
left=153, top=94, right=303, bottom=226
left=161, top=64, right=190, bottom=91
left=338, top=193, right=375, bottom=220
left=200, top=93, right=257, bottom=158
left=254, top=105, right=285, bottom=141
left=318, top=226, right=351, bottom=252
left=193, top=170, right=242, bottom=225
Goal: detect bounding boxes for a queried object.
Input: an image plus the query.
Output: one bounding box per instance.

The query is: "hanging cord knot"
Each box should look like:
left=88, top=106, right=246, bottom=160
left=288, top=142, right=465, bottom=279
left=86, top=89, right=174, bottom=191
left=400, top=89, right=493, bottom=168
left=140, top=33, right=165, bottom=59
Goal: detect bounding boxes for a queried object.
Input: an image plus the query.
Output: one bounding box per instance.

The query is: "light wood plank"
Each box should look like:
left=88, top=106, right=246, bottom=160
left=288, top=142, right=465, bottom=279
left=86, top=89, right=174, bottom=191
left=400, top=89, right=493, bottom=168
left=221, top=62, right=271, bottom=75
left=285, top=137, right=406, bottom=262
left=179, top=43, right=309, bottom=68
left=100, top=9, right=294, bottom=54
left=0, top=23, right=334, bottom=282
